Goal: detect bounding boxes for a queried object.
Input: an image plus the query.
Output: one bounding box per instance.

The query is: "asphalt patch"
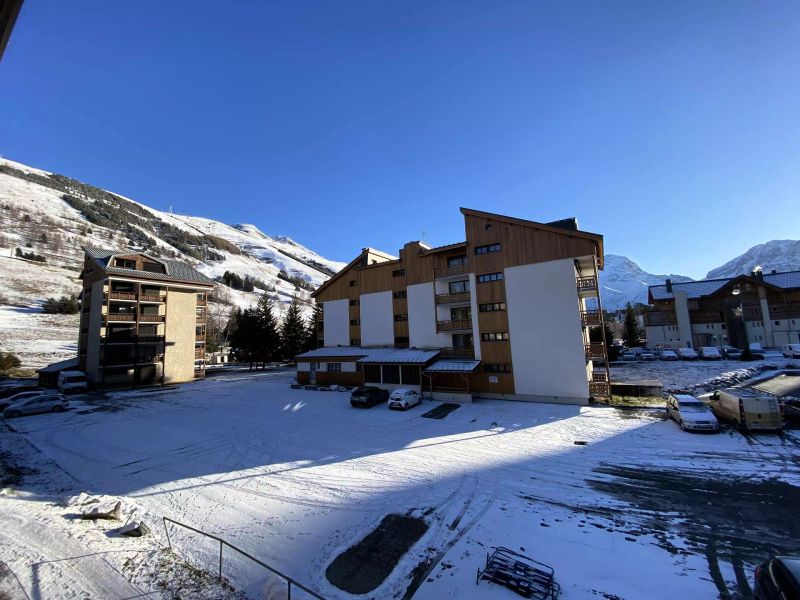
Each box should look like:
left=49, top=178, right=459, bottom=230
left=326, top=514, right=428, bottom=594
left=421, top=403, right=460, bottom=420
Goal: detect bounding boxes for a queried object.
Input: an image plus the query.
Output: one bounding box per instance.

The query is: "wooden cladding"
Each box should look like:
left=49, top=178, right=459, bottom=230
left=437, top=319, right=472, bottom=332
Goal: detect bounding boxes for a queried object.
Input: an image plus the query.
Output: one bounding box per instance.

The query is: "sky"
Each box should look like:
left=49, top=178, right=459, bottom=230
left=1, top=1, right=799, bottom=279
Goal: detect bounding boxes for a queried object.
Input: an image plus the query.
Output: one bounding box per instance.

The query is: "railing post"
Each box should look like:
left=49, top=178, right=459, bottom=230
left=219, top=540, right=223, bottom=581
left=163, top=517, right=171, bottom=550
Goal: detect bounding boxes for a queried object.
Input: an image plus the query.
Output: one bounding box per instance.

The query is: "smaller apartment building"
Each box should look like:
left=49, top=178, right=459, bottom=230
left=645, top=270, right=800, bottom=349
left=296, top=208, right=610, bottom=405
left=78, top=248, right=215, bottom=388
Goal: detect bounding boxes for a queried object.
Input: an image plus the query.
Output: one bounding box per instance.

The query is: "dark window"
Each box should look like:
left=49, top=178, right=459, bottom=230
left=447, top=255, right=467, bottom=268
left=392, top=291, right=407, bottom=299
left=479, top=302, right=506, bottom=312
left=393, top=269, right=406, bottom=277
left=394, top=314, right=408, bottom=322
left=449, top=280, right=469, bottom=294
left=485, top=364, right=512, bottom=373
left=350, top=319, right=360, bottom=326
left=478, top=272, right=503, bottom=283
left=327, top=363, right=342, bottom=372
left=775, top=320, right=781, bottom=326
left=114, top=258, right=136, bottom=269
left=481, top=332, right=509, bottom=342
left=364, top=364, right=381, bottom=382
left=349, top=299, right=359, bottom=306
left=401, top=365, right=420, bottom=385
left=450, top=307, right=471, bottom=321
left=142, top=262, right=163, bottom=273
left=474, top=243, right=501, bottom=255
left=452, top=333, right=473, bottom=349
left=349, top=280, right=357, bottom=287
left=350, top=338, right=360, bottom=346
left=382, top=364, right=400, bottom=384
left=394, top=336, right=409, bottom=348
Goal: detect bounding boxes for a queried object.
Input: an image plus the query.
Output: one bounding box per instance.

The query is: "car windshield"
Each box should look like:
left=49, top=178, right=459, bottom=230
left=679, top=402, right=708, bottom=412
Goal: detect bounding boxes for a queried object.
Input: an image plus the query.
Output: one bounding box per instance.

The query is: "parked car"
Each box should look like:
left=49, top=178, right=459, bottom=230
left=58, top=370, right=88, bottom=393
left=754, top=556, right=800, bottom=600
left=721, top=346, right=743, bottom=360
left=640, top=348, right=655, bottom=361
left=710, top=388, right=783, bottom=432
left=0, top=390, right=54, bottom=411
left=699, top=347, right=722, bottom=360
left=749, top=343, right=766, bottom=360
left=349, top=386, right=389, bottom=408
left=4, top=394, right=69, bottom=418
left=388, top=388, right=421, bottom=411
left=621, top=350, right=637, bottom=361
left=660, top=349, right=679, bottom=361
left=665, top=394, right=720, bottom=432
left=781, top=344, right=800, bottom=359
left=677, top=347, right=699, bottom=360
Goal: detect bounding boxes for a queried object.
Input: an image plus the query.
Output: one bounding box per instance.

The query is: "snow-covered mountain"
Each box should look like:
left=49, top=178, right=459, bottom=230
left=599, top=254, right=693, bottom=310
left=0, top=157, right=346, bottom=368
left=706, top=240, right=800, bottom=279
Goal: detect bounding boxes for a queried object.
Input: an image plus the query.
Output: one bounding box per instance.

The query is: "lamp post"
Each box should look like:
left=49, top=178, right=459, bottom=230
left=732, top=284, right=751, bottom=359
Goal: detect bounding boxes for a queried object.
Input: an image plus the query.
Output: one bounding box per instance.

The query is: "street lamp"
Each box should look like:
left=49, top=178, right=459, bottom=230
left=731, top=284, right=751, bottom=359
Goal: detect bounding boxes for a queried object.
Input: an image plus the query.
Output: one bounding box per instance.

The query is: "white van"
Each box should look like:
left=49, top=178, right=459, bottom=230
left=781, top=344, right=800, bottom=359
left=58, top=370, right=88, bottom=393
left=710, top=388, right=782, bottom=432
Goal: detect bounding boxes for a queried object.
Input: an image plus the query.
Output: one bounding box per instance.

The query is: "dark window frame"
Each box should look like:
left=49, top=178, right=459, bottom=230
left=392, top=269, right=406, bottom=277
left=477, top=272, right=503, bottom=283
left=474, top=243, right=501, bottom=255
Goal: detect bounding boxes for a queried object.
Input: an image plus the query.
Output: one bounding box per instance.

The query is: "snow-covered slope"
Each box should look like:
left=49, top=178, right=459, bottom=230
left=600, top=254, right=693, bottom=310
left=706, top=240, right=800, bottom=279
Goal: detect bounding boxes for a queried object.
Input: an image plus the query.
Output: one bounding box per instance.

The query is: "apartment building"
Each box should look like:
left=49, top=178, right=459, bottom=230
left=645, top=269, right=800, bottom=349
left=78, top=247, right=215, bottom=388
left=295, top=208, right=609, bottom=405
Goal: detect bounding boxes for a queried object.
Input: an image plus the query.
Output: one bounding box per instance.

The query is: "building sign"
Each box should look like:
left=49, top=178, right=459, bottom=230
left=488, top=375, right=498, bottom=384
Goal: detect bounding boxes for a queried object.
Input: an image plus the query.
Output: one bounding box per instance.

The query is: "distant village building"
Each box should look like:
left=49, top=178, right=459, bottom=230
left=645, top=269, right=800, bottom=349
left=77, top=247, right=215, bottom=388
left=295, top=208, right=609, bottom=405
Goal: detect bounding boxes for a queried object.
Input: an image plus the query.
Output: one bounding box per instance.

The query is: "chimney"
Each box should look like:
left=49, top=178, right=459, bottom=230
left=771, top=269, right=778, bottom=275
left=665, top=278, right=673, bottom=292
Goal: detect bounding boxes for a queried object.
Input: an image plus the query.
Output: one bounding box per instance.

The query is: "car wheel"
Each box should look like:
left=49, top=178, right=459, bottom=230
left=52, top=405, right=64, bottom=412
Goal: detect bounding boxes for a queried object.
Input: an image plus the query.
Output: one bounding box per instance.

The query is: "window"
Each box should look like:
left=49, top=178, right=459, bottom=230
left=449, top=280, right=469, bottom=294
left=393, top=269, right=405, bottom=277
left=114, top=258, right=136, bottom=269
left=474, top=243, right=501, bottom=255
left=452, top=333, right=473, bottom=349
left=478, top=272, right=503, bottom=283
left=394, top=314, right=408, bottom=322
left=364, top=364, right=381, bottom=382
left=479, top=302, right=506, bottom=312
left=775, top=320, right=781, bottom=326
left=327, top=363, right=341, bottom=372
left=451, top=307, right=471, bottom=321
left=481, top=332, right=509, bottom=342
left=349, top=299, right=359, bottom=306
left=350, top=319, right=360, bottom=326
left=447, top=255, right=467, bottom=268
left=392, top=291, right=407, bottom=299
left=350, top=338, right=360, bottom=346
left=485, top=364, right=512, bottom=373
left=401, top=365, right=420, bottom=385
left=382, top=364, right=400, bottom=383
left=349, top=280, right=357, bottom=287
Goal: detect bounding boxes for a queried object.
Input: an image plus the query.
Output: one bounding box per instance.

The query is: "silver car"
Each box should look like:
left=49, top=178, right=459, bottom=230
left=4, top=394, right=69, bottom=418
left=666, top=394, right=719, bottom=432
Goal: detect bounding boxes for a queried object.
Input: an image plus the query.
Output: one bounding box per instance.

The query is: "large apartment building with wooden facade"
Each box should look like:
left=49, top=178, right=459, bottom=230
left=78, top=247, right=215, bottom=388
left=296, top=208, right=609, bottom=405
left=645, top=269, right=800, bottom=349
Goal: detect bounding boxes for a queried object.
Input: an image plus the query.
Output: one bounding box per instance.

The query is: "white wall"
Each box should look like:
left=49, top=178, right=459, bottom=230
left=360, top=291, right=394, bottom=346
left=468, top=273, right=481, bottom=360
left=505, top=259, right=589, bottom=401
left=407, top=282, right=451, bottom=349
left=323, top=298, right=350, bottom=347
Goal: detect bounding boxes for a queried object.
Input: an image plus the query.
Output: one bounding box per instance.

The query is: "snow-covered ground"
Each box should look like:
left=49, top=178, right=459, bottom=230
left=3, top=372, right=798, bottom=599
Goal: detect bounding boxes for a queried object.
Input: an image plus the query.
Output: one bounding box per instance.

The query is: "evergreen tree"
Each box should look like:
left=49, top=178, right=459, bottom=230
left=623, top=303, right=643, bottom=347
left=254, top=294, right=281, bottom=367
left=229, top=308, right=257, bottom=369
left=280, top=298, right=306, bottom=362
left=303, top=303, right=323, bottom=352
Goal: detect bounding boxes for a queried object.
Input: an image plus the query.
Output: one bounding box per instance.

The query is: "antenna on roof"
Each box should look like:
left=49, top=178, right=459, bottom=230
left=421, top=230, right=427, bottom=244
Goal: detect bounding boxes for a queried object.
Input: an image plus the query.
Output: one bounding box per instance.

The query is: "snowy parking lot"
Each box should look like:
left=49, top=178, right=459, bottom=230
left=2, top=371, right=800, bottom=599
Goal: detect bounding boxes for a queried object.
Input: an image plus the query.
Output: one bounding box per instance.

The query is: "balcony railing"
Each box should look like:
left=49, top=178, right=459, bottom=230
left=139, top=314, right=165, bottom=322
left=589, top=381, right=610, bottom=396
left=196, top=297, right=208, bottom=306
left=584, top=343, right=606, bottom=360
left=195, top=348, right=206, bottom=359
left=434, top=263, right=468, bottom=278
left=770, top=303, right=800, bottom=319
left=438, top=347, right=475, bottom=358
left=108, top=291, right=136, bottom=301
left=139, top=293, right=165, bottom=303
left=196, top=315, right=207, bottom=324
left=196, top=333, right=207, bottom=341
left=105, top=334, right=165, bottom=344
left=106, top=313, right=137, bottom=322
left=580, top=310, right=602, bottom=327
left=692, top=310, right=724, bottom=325
left=435, top=292, right=471, bottom=305
left=194, top=369, right=206, bottom=379
left=437, top=319, right=472, bottom=332
left=576, top=276, right=598, bottom=294
left=644, top=311, right=677, bottom=327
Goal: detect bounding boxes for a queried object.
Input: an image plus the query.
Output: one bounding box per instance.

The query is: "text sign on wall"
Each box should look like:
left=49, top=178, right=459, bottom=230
left=488, top=375, right=498, bottom=384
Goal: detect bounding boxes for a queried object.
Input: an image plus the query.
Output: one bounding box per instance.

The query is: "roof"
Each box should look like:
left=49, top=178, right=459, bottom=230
left=0, top=0, right=24, bottom=62
left=650, top=270, right=800, bottom=301
left=357, top=348, right=440, bottom=364
left=424, top=359, right=481, bottom=373
left=84, top=247, right=215, bottom=287
left=295, top=347, right=371, bottom=360
left=36, top=357, right=79, bottom=374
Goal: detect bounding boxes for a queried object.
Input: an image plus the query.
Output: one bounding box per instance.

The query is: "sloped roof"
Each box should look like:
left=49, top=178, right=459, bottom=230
left=84, top=247, right=215, bottom=287
left=356, top=348, right=440, bottom=364
left=424, top=359, right=481, bottom=373
left=36, top=357, right=79, bottom=374
left=650, top=270, right=800, bottom=301
left=295, top=347, right=371, bottom=360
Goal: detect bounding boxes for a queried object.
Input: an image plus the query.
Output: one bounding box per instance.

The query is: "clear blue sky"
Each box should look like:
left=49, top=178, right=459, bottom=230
left=2, top=2, right=799, bottom=279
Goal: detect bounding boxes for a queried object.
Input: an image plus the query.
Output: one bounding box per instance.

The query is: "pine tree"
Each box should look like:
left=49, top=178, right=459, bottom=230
left=623, top=303, right=643, bottom=347
left=254, top=294, right=281, bottom=367
left=229, top=308, right=255, bottom=368
left=281, top=298, right=306, bottom=362
left=303, top=303, right=323, bottom=352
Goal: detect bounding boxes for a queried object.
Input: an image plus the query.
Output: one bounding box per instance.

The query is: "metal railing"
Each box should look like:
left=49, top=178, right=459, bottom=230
left=435, top=292, right=471, bottom=305
left=139, top=314, right=165, bottom=322
left=108, top=291, right=136, bottom=300
left=139, top=293, right=165, bottom=302
left=106, top=313, right=137, bottom=322
left=434, top=263, right=468, bottom=278
left=576, top=276, right=598, bottom=294
left=584, top=343, right=606, bottom=360
left=580, top=310, right=602, bottom=327
left=162, top=517, right=326, bottom=600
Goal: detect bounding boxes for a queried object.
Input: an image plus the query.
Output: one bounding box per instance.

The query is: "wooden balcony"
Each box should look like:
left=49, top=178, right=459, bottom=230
left=139, top=293, right=165, bottom=303
left=434, top=263, right=469, bottom=279
left=770, top=303, right=800, bottom=319
left=437, top=319, right=472, bottom=332
left=692, top=310, right=724, bottom=325
left=196, top=333, right=206, bottom=342
left=644, top=311, right=677, bottom=327
left=589, top=381, right=610, bottom=396
left=108, top=291, right=136, bottom=301
left=196, top=297, right=208, bottom=307
left=194, top=368, right=206, bottom=379
left=580, top=310, right=602, bottom=327
left=438, top=347, right=475, bottom=358
left=138, top=314, right=164, bottom=322
left=105, top=334, right=165, bottom=344
left=576, top=276, right=598, bottom=296
left=435, top=292, right=471, bottom=305
left=195, top=347, right=206, bottom=359
left=196, top=315, right=207, bottom=324
left=106, top=313, right=137, bottom=322
left=584, top=342, right=606, bottom=360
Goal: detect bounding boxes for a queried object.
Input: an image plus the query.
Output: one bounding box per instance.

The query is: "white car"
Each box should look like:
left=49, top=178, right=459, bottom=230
left=4, top=394, right=69, bottom=418
left=781, top=343, right=800, bottom=359
left=666, top=394, right=719, bottom=432
left=677, top=347, right=699, bottom=360
left=698, top=347, right=722, bottom=360
left=660, top=349, right=678, bottom=361
left=388, top=388, right=421, bottom=411
left=0, top=390, right=54, bottom=411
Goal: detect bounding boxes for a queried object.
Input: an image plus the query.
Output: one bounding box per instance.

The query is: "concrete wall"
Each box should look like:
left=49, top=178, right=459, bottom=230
left=360, top=290, right=394, bottom=346
left=407, top=282, right=451, bottom=349
left=323, top=298, right=350, bottom=347
left=85, top=282, right=105, bottom=384
left=674, top=292, right=693, bottom=348
left=505, top=258, right=589, bottom=402
left=468, top=273, right=481, bottom=360
left=164, top=289, right=197, bottom=384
